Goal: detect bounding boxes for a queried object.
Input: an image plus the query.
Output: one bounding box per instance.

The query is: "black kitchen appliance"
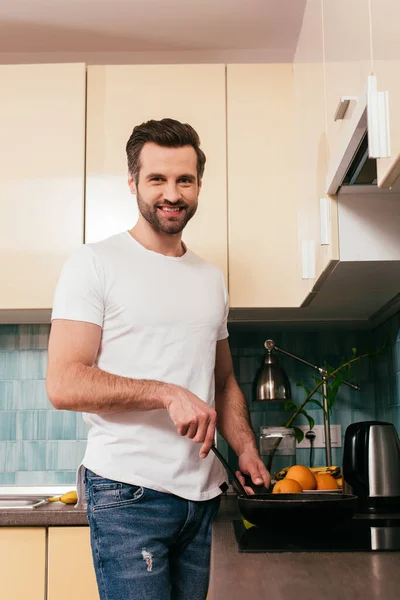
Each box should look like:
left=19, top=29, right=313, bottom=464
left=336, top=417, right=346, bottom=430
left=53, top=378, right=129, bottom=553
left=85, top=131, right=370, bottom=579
left=342, top=421, right=400, bottom=514
left=234, top=514, right=400, bottom=552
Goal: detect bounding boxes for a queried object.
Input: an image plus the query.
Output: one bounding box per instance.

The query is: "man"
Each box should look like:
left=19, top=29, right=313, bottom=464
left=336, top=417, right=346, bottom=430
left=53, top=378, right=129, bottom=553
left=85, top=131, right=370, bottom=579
left=46, top=118, right=270, bottom=600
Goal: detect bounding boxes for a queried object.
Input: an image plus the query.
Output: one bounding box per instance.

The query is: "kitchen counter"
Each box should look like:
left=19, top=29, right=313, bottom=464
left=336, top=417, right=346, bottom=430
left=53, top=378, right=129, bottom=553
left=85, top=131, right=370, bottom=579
left=2, top=493, right=400, bottom=600
left=209, top=495, right=400, bottom=600
left=0, top=501, right=88, bottom=527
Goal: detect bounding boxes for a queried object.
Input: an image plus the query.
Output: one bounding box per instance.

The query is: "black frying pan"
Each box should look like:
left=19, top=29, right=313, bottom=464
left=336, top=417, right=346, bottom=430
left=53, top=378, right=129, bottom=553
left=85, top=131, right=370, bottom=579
left=211, top=445, right=357, bottom=527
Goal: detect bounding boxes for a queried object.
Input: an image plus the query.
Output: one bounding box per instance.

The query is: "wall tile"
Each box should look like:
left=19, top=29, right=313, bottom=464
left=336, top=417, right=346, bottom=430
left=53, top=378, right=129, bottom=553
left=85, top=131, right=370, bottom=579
left=46, top=411, right=77, bottom=440
left=14, top=470, right=76, bottom=485
left=49, top=471, right=77, bottom=484
left=372, top=312, right=400, bottom=430
left=240, top=383, right=254, bottom=405
left=0, top=472, right=16, bottom=484
left=0, top=381, right=17, bottom=410
left=296, top=447, right=343, bottom=468
left=17, top=441, right=47, bottom=471
left=0, top=442, right=17, bottom=472
left=351, top=408, right=376, bottom=424
left=46, top=441, right=87, bottom=471
left=15, top=471, right=51, bottom=485
left=16, top=380, right=51, bottom=410
left=0, top=326, right=18, bottom=351
left=232, top=356, right=240, bottom=378
left=18, top=325, right=50, bottom=350
left=334, top=409, right=355, bottom=434
left=239, top=356, right=262, bottom=384
left=17, top=411, right=47, bottom=441
left=251, top=411, right=286, bottom=432
left=0, top=411, right=17, bottom=441
left=0, top=352, right=19, bottom=380
left=18, top=350, right=47, bottom=379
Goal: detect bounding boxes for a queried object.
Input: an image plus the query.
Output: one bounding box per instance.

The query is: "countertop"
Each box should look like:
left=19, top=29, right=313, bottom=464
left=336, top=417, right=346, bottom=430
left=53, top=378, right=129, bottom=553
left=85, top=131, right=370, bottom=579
left=209, top=496, right=400, bottom=600
left=0, top=501, right=88, bottom=527
left=2, top=494, right=400, bottom=600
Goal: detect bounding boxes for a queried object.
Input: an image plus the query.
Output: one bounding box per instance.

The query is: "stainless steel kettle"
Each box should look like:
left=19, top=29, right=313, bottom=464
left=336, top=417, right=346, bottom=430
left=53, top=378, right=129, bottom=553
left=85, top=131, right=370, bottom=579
left=343, top=421, right=400, bottom=514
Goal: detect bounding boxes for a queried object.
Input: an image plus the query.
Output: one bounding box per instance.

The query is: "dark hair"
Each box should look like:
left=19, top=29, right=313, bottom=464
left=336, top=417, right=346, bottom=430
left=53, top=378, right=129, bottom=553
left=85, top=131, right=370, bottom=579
left=126, top=118, right=206, bottom=184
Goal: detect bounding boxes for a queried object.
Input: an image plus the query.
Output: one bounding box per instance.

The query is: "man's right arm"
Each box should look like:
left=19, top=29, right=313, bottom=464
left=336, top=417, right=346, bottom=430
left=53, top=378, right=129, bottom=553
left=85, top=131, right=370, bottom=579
left=46, top=319, right=216, bottom=457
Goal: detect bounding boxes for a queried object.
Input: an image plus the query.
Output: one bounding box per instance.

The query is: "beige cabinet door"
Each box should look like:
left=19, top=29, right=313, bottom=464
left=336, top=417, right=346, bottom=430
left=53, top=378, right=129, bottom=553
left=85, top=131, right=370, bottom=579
left=0, top=63, right=86, bottom=310
left=86, top=65, right=227, bottom=279
left=294, top=0, right=334, bottom=287
left=48, top=527, right=99, bottom=600
left=322, top=0, right=373, bottom=162
left=0, top=528, right=46, bottom=600
left=370, top=0, right=400, bottom=187
left=227, top=64, right=312, bottom=308
left=316, top=0, right=373, bottom=289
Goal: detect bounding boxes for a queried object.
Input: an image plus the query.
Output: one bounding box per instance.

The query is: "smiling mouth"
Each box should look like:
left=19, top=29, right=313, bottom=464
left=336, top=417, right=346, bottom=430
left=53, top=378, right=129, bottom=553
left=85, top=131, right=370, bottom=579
left=157, top=206, right=185, bottom=215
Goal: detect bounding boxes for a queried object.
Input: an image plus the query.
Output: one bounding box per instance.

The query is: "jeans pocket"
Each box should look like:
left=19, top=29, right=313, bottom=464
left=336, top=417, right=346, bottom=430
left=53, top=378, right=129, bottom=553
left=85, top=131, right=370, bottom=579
left=86, top=471, right=145, bottom=511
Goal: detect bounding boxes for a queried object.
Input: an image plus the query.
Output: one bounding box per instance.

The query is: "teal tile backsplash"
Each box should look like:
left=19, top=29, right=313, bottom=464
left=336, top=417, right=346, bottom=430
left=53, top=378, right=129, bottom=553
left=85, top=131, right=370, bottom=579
left=0, top=324, right=86, bottom=485
left=218, top=325, right=377, bottom=472
left=46, top=411, right=77, bottom=440
left=0, top=411, right=16, bottom=440
left=18, top=410, right=47, bottom=440
left=0, top=316, right=399, bottom=486
left=374, top=311, right=400, bottom=432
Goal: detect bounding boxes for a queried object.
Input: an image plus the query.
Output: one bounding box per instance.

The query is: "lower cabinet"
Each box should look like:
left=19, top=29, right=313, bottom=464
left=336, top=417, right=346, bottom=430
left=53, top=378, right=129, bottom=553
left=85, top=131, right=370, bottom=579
left=48, top=527, right=99, bottom=600
left=0, top=528, right=46, bottom=600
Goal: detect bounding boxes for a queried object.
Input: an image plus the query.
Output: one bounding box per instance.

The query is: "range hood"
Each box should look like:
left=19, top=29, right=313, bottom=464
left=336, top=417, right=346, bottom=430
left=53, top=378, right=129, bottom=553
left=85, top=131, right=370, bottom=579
left=342, top=132, right=377, bottom=186
left=327, top=76, right=390, bottom=194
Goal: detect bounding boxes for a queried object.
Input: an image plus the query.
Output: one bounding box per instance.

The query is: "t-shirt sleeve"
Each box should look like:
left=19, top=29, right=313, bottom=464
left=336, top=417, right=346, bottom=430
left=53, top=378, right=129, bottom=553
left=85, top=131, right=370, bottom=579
left=217, top=276, right=229, bottom=341
left=51, top=245, right=104, bottom=326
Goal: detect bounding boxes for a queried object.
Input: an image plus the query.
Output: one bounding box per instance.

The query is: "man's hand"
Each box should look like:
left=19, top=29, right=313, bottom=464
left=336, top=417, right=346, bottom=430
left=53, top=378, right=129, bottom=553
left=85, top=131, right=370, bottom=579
left=165, top=388, right=217, bottom=459
left=235, top=447, right=271, bottom=496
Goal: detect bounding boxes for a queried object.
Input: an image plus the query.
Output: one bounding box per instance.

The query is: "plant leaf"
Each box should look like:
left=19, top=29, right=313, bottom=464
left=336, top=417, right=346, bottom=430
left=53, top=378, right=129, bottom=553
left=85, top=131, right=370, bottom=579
left=352, top=347, right=357, bottom=356
left=300, top=409, right=315, bottom=430
left=292, top=427, right=304, bottom=443
left=296, top=382, right=311, bottom=396
left=307, top=398, right=325, bottom=411
left=284, top=400, right=298, bottom=412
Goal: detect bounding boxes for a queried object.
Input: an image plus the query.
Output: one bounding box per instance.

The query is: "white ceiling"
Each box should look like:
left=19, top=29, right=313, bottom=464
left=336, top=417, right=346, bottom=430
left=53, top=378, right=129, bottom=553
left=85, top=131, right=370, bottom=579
left=0, top=0, right=306, bottom=58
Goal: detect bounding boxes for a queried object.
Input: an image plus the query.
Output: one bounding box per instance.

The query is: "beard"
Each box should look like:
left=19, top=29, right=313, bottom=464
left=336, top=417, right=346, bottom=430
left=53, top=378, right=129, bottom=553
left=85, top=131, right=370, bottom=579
left=136, top=190, right=198, bottom=234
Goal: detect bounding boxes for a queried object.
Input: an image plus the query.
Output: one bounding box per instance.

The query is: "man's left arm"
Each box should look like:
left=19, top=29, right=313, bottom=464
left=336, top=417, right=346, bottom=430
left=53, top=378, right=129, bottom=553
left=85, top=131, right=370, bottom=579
left=214, top=338, right=271, bottom=494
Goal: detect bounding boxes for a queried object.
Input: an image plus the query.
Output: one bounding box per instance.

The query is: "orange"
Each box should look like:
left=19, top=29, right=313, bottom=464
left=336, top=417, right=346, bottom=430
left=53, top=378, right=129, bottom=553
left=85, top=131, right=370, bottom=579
left=286, top=465, right=317, bottom=490
left=272, top=478, right=303, bottom=494
left=315, top=473, right=339, bottom=490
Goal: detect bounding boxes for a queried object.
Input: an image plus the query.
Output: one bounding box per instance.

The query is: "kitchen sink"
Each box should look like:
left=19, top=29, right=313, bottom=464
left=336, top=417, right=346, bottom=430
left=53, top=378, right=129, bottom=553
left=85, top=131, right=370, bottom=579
left=0, top=495, right=47, bottom=509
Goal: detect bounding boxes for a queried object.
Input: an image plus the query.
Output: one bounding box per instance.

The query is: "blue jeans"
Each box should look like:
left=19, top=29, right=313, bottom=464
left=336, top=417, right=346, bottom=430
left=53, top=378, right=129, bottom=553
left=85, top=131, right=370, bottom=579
left=84, top=468, right=221, bottom=600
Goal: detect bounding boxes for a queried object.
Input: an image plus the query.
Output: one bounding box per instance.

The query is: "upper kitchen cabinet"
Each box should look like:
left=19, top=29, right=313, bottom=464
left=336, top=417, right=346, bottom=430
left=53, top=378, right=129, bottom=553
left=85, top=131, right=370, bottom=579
left=293, top=0, right=333, bottom=288
left=370, top=0, right=400, bottom=187
left=322, top=0, right=373, bottom=163
left=0, top=63, right=86, bottom=313
left=85, top=65, right=227, bottom=279
left=227, top=64, right=312, bottom=308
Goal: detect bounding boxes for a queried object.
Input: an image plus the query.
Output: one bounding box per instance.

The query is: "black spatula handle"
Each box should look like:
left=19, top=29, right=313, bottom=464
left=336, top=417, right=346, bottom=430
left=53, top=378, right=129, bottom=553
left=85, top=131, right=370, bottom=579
left=210, top=445, right=248, bottom=497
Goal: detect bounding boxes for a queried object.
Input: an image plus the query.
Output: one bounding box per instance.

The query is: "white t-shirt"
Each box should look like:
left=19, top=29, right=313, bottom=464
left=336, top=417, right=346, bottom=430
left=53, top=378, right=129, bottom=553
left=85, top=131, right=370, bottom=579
left=51, top=231, right=228, bottom=501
